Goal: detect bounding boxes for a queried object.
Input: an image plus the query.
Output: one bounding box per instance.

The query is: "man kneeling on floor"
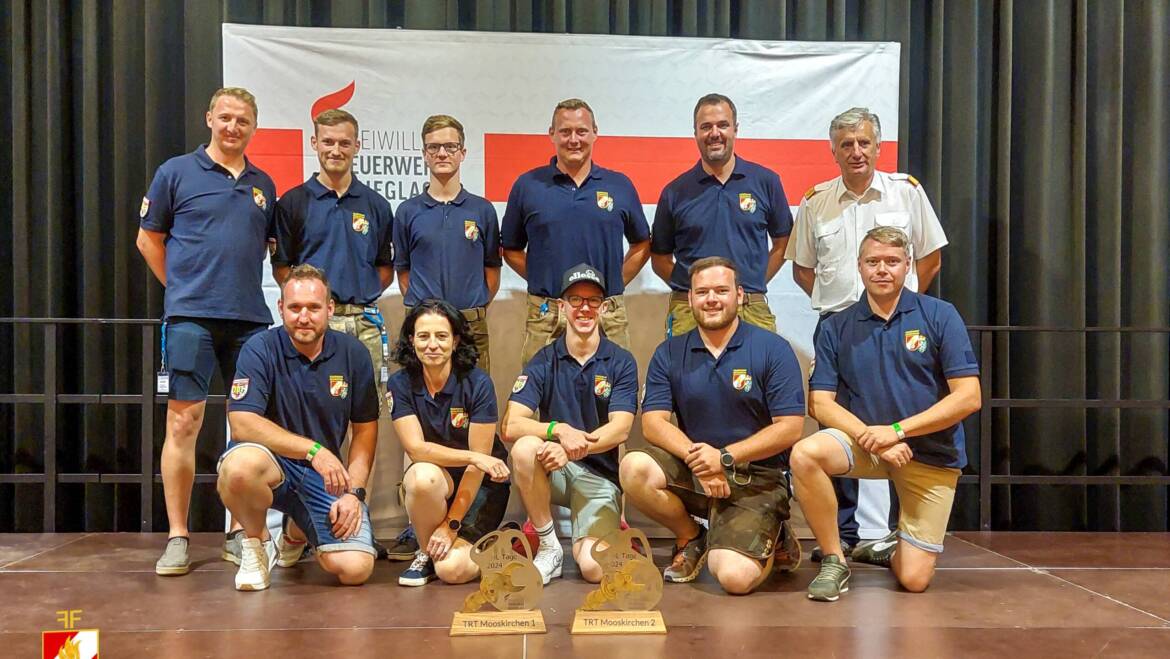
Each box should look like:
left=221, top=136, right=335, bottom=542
left=621, top=256, right=806, bottom=595
left=217, top=264, right=379, bottom=591
left=503, top=264, right=639, bottom=585
left=792, top=226, right=981, bottom=601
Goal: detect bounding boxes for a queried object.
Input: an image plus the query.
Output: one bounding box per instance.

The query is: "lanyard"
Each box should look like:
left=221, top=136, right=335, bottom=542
left=361, top=307, right=391, bottom=385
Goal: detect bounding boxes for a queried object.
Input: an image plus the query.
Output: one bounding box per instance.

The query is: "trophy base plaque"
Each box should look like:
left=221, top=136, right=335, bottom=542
left=450, top=610, right=547, bottom=636
left=571, top=609, right=666, bottom=635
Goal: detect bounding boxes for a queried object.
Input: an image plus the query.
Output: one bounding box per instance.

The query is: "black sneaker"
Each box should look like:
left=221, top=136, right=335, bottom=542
left=385, top=526, right=419, bottom=561
left=851, top=531, right=897, bottom=568
left=811, top=540, right=854, bottom=563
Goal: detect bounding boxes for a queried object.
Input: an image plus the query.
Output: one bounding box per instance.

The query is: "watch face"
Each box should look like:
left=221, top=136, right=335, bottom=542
left=448, top=519, right=461, bottom=531
left=721, top=451, right=735, bottom=467
left=351, top=488, right=366, bottom=502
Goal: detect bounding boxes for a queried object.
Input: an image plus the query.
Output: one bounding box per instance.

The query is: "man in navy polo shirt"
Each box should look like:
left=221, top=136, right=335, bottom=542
left=651, top=93, right=793, bottom=336
left=503, top=264, right=638, bottom=585
left=501, top=98, right=651, bottom=364
left=217, top=264, right=379, bottom=591
left=394, top=114, right=501, bottom=371
left=791, top=226, right=980, bottom=602
left=273, top=109, right=395, bottom=410
left=621, top=256, right=806, bottom=595
left=137, top=87, right=277, bottom=577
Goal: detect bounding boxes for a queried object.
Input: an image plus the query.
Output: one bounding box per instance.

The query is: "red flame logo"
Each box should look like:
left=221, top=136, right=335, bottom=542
left=310, top=81, right=356, bottom=121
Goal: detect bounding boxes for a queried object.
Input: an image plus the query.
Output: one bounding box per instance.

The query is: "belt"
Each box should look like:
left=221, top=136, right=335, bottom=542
left=670, top=291, right=768, bottom=304
left=460, top=307, right=487, bottom=322
left=334, top=303, right=378, bottom=315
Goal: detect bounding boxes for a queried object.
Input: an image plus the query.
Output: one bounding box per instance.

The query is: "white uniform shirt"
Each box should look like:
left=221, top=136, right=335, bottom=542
left=785, top=171, right=947, bottom=313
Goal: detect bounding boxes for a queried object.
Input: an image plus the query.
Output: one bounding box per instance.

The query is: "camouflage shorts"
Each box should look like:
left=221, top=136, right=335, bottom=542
left=632, top=445, right=790, bottom=560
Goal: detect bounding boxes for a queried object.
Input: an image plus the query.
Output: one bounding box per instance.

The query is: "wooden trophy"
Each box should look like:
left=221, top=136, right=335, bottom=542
left=450, top=529, right=547, bottom=636
left=571, top=527, right=667, bottom=634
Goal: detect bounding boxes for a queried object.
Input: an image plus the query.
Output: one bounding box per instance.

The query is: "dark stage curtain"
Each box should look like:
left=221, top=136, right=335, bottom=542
left=2, top=0, right=1167, bottom=532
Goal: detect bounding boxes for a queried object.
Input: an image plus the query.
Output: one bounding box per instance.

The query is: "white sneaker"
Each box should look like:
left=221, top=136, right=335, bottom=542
left=235, top=537, right=277, bottom=591
left=532, top=544, right=563, bottom=585
left=275, top=533, right=307, bottom=567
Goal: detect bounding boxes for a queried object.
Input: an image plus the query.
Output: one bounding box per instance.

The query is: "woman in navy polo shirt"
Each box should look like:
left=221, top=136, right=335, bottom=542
left=387, top=299, right=511, bottom=587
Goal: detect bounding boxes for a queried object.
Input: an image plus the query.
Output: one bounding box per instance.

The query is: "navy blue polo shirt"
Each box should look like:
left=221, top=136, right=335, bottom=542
left=651, top=157, right=793, bottom=293
left=642, top=321, right=805, bottom=468
left=810, top=291, right=980, bottom=469
left=272, top=175, right=394, bottom=305
left=387, top=367, right=508, bottom=477
left=393, top=187, right=502, bottom=309
left=228, top=327, right=379, bottom=456
left=500, top=158, right=650, bottom=298
left=140, top=145, right=277, bottom=323
left=509, top=336, right=639, bottom=486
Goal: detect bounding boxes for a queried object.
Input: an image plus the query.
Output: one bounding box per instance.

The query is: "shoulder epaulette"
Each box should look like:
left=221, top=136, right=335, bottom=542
left=804, top=180, right=834, bottom=200
left=889, top=173, right=920, bottom=187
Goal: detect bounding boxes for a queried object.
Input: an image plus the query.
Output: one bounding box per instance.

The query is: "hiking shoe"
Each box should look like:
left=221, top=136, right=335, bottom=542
left=663, top=528, right=707, bottom=583
left=852, top=531, right=898, bottom=568
left=221, top=529, right=244, bottom=566
left=774, top=520, right=802, bottom=572
left=385, top=526, right=419, bottom=561
left=811, top=540, right=854, bottom=563
left=532, top=544, right=564, bottom=585
left=275, top=532, right=308, bottom=567
left=807, top=554, right=851, bottom=601
left=235, top=537, right=277, bottom=591
left=155, top=537, right=191, bottom=576
left=398, top=551, right=436, bottom=586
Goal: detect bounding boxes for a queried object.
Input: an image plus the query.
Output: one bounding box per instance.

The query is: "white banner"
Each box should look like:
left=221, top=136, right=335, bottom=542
left=223, top=25, right=901, bottom=538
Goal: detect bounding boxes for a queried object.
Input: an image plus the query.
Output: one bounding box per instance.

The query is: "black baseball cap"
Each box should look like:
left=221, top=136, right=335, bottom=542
left=560, top=263, right=606, bottom=297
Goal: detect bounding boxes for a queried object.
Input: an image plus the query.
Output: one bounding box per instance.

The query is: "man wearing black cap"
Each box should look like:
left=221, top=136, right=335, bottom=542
left=502, top=264, right=639, bottom=585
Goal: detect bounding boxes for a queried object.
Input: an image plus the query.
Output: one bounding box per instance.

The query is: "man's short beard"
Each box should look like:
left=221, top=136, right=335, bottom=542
left=694, top=305, right=737, bottom=330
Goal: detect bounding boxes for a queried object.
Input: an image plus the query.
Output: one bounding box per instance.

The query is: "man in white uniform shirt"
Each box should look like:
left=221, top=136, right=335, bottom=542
left=785, top=106, right=948, bottom=564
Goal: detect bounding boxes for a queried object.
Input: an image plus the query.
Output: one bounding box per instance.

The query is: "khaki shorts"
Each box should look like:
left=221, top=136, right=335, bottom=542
left=821, top=428, right=960, bottom=553
left=548, top=460, right=622, bottom=543
left=460, top=307, right=491, bottom=373
left=521, top=293, right=630, bottom=365
left=329, top=308, right=388, bottom=415
left=666, top=291, right=777, bottom=337
left=632, top=445, right=790, bottom=560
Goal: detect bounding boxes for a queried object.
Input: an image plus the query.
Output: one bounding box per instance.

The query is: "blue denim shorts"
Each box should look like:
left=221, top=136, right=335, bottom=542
left=218, top=442, right=376, bottom=556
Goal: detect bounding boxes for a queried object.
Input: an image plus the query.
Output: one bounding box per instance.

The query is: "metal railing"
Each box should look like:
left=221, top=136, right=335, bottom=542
left=1, top=319, right=1168, bottom=532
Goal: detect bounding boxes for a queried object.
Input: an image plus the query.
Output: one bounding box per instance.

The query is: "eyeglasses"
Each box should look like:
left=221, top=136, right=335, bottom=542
left=424, top=142, right=463, bottom=155
left=565, top=295, right=605, bottom=309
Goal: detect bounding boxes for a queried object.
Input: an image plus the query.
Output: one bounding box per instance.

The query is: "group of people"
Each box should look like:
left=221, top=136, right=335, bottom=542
left=137, top=86, right=980, bottom=603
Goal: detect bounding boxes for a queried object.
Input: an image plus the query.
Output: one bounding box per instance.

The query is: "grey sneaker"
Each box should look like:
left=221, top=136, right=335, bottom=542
left=807, top=554, right=851, bottom=601
left=774, top=520, right=802, bottom=572
left=221, top=530, right=244, bottom=566
left=155, top=537, right=191, bottom=576
left=852, top=531, right=898, bottom=568
left=811, top=540, right=854, bottom=563
left=663, top=528, right=707, bottom=583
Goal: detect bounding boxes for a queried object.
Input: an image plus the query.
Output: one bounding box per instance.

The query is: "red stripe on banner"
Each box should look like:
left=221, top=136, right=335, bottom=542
left=484, top=134, right=898, bottom=206
left=247, top=128, right=305, bottom=197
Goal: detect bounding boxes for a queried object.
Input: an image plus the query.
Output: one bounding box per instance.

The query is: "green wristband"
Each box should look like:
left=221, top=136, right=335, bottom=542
left=546, top=420, right=558, bottom=441
left=306, top=442, right=323, bottom=461
left=891, top=422, right=906, bottom=440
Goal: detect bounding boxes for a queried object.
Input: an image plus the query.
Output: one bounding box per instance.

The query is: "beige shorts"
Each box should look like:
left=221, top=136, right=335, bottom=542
left=821, top=428, right=960, bottom=553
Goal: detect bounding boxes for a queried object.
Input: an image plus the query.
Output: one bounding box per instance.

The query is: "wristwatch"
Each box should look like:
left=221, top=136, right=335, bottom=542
left=348, top=487, right=367, bottom=503
left=720, top=448, right=735, bottom=468
left=447, top=518, right=462, bottom=532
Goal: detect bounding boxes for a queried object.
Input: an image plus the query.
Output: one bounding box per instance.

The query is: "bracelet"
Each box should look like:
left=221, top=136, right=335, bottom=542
left=545, top=420, right=558, bottom=441
left=891, top=422, right=906, bottom=440
left=306, top=442, right=323, bottom=461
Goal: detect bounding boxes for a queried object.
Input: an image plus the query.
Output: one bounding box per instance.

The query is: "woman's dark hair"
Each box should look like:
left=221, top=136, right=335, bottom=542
left=393, top=298, right=480, bottom=377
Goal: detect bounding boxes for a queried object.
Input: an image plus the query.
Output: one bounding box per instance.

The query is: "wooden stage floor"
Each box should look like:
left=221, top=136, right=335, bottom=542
left=3, top=532, right=1169, bottom=658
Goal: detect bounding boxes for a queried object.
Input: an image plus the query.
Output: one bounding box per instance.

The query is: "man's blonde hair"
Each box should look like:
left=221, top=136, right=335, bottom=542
left=860, top=226, right=910, bottom=259
left=208, top=87, right=258, bottom=120
left=314, top=108, right=359, bottom=135
left=550, top=98, right=596, bottom=130
left=421, top=114, right=465, bottom=144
